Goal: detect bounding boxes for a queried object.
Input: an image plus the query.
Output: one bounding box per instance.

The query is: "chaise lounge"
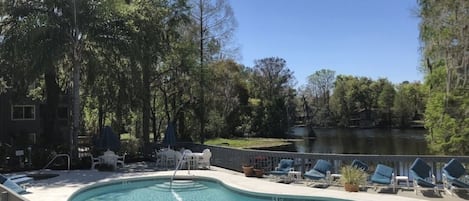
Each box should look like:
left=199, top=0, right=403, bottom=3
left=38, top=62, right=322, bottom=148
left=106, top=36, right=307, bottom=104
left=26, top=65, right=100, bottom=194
left=351, top=159, right=369, bottom=172
left=304, top=159, right=332, bottom=187
left=410, top=158, right=439, bottom=195
left=268, top=159, right=294, bottom=182
left=442, top=158, right=469, bottom=195
left=0, top=174, right=33, bottom=194
left=370, top=164, right=395, bottom=192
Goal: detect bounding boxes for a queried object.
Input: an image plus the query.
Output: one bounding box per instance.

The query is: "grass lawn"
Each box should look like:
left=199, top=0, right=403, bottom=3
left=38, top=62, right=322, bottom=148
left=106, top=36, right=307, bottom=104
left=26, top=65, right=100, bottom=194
left=120, top=133, right=293, bottom=149
left=205, top=137, right=292, bottom=149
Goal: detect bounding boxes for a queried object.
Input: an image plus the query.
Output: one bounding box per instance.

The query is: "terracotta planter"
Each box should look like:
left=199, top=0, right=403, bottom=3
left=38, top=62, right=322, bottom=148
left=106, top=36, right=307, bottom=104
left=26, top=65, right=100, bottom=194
left=344, top=183, right=359, bottom=192
left=242, top=165, right=254, bottom=177
left=253, top=169, right=264, bottom=178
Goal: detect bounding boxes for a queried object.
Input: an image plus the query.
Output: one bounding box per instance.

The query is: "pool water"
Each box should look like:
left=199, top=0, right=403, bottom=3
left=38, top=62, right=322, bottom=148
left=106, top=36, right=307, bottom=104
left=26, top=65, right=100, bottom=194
left=69, top=178, right=349, bottom=201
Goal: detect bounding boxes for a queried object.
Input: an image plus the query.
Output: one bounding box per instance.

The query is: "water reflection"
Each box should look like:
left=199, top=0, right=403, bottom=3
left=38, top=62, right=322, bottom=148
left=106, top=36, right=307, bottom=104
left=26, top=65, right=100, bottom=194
left=292, top=128, right=428, bottom=155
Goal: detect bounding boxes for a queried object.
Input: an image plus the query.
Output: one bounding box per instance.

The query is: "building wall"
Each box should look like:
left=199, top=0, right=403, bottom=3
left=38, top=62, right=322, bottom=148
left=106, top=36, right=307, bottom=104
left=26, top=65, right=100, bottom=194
left=0, top=92, right=42, bottom=146
left=0, top=94, right=7, bottom=143
left=0, top=91, right=72, bottom=147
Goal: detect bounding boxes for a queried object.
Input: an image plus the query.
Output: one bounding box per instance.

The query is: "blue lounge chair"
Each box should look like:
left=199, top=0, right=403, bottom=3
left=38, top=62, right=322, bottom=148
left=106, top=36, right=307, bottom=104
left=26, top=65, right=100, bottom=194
left=410, top=158, right=438, bottom=195
left=0, top=174, right=33, bottom=194
left=350, top=159, right=369, bottom=188
left=304, top=159, right=332, bottom=187
left=269, top=159, right=294, bottom=182
left=370, top=164, right=395, bottom=192
left=328, top=160, right=368, bottom=186
left=442, top=158, right=469, bottom=195
left=351, top=159, right=368, bottom=172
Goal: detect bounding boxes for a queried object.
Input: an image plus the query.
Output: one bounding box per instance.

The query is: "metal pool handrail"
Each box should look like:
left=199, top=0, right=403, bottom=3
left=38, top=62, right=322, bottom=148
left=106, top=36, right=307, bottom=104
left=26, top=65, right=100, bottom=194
left=41, top=153, right=70, bottom=171
left=170, top=151, right=189, bottom=189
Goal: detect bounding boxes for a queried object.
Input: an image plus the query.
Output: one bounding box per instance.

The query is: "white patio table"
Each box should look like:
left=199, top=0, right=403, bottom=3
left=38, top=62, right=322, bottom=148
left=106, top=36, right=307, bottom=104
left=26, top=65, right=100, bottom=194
left=184, top=152, right=203, bottom=169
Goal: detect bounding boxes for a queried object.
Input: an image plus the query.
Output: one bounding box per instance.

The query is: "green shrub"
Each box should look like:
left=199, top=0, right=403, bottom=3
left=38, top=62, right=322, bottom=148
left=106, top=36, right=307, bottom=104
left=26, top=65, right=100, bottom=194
left=339, top=165, right=367, bottom=185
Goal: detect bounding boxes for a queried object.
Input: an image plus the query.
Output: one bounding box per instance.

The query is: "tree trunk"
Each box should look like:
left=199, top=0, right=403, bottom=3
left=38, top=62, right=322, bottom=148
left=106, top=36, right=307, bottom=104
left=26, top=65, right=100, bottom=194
left=198, top=0, right=206, bottom=144
left=71, top=0, right=81, bottom=159
left=44, top=66, right=60, bottom=148
left=98, top=102, right=104, bottom=134
left=151, top=95, right=158, bottom=143
left=142, top=61, right=151, bottom=148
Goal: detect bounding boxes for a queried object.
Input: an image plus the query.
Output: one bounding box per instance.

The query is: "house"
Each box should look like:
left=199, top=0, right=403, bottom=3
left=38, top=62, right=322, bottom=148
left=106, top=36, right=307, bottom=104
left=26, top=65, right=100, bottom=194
left=0, top=91, right=71, bottom=152
left=349, top=108, right=376, bottom=128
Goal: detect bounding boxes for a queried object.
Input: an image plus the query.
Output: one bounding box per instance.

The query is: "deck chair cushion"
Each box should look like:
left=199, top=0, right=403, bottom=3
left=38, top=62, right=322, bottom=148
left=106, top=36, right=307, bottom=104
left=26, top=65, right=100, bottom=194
left=278, top=159, right=293, bottom=171
left=313, top=160, right=331, bottom=175
left=410, top=158, right=435, bottom=188
left=451, top=178, right=469, bottom=188
left=351, top=160, right=368, bottom=172
left=304, top=160, right=331, bottom=180
left=371, top=164, right=393, bottom=184
left=270, top=159, right=294, bottom=176
left=1, top=174, right=33, bottom=186
left=415, top=178, right=436, bottom=188
left=304, top=169, right=325, bottom=180
left=443, top=159, right=469, bottom=188
left=411, top=158, right=431, bottom=179
left=444, top=159, right=466, bottom=180
left=10, top=176, right=33, bottom=186
left=0, top=175, right=27, bottom=194
left=371, top=173, right=391, bottom=184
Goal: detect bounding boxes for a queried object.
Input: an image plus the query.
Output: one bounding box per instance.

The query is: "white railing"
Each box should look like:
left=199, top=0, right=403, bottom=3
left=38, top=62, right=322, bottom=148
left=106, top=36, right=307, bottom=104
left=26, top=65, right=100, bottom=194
left=185, top=143, right=469, bottom=182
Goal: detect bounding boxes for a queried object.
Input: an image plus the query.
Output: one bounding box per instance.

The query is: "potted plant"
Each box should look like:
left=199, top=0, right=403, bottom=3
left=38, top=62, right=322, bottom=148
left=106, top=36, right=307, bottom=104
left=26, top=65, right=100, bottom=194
left=339, top=165, right=367, bottom=192
left=241, top=159, right=254, bottom=177
left=253, top=156, right=267, bottom=178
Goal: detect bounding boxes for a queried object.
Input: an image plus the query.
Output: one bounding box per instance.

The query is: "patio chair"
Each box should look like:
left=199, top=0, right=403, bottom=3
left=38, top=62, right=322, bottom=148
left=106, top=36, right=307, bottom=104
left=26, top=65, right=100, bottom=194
left=334, top=159, right=369, bottom=188
left=351, top=159, right=369, bottom=172
left=268, top=159, right=294, bottom=182
left=198, top=149, right=212, bottom=169
left=163, top=149, right=178, bottom=169
left=0, top=174, right=33, bottom=194
left=442, top=158, right=469, bottom=195
left=154, top=149, right=167, bottom=168
left=409, top=158, right=438, bottom=195
left=304, top=159, right=332, bottom=187
left=117, top=153, right=126, bottom=168
left=91, top=155, right=102, bottom=169
left=370, top=164, right=395, bottom=192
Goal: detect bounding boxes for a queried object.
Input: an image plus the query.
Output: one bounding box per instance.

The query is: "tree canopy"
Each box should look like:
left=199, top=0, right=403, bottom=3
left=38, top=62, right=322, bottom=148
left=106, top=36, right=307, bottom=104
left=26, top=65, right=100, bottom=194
left=1, top=0, right=465, bottom=157
left=418, top=0, right=469, bottom=155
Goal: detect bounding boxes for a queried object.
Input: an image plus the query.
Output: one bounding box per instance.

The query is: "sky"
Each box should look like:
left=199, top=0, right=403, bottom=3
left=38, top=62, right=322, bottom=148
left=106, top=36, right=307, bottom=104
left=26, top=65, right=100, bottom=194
left=229, top=0, right=422, bottom=87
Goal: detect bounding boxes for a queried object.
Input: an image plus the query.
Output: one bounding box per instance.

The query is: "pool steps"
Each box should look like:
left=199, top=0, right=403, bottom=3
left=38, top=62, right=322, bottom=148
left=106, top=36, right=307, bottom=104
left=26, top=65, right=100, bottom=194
left=152, top=180, right=208, bottom=192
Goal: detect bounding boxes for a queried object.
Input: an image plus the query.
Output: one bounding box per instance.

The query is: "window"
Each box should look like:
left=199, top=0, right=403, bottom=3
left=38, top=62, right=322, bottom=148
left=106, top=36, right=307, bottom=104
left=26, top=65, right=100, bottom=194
left=11, top=105, right=35, bottom=120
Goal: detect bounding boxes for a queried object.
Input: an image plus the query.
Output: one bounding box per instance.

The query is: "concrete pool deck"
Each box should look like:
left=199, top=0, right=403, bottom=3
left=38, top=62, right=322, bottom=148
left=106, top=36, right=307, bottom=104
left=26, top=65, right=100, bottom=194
left=20, top=162, right=467, bottom=201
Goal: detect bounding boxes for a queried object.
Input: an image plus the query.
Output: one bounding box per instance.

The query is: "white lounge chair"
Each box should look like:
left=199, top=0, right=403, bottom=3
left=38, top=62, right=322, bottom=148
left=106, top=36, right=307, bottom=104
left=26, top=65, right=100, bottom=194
left=198, top=149, right=212, bottom=169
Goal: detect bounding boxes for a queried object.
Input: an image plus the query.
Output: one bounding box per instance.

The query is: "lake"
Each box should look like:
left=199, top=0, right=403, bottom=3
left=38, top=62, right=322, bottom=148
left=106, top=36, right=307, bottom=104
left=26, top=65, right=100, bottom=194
left=273, top=128, right=429, bottom=155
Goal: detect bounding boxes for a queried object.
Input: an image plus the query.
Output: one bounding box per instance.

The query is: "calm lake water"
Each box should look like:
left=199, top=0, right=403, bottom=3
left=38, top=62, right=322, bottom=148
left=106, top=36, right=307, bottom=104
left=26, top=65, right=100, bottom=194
left=276, top=128, right=429, bottom=155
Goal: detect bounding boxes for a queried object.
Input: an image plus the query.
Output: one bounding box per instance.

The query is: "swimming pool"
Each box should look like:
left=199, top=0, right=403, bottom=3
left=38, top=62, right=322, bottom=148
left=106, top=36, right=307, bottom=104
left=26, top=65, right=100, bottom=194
left=68, top=177, right=350, bottom=201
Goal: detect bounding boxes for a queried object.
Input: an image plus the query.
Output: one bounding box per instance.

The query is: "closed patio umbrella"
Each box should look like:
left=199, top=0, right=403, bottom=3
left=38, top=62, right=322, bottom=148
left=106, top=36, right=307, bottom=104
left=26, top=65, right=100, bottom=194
left=96, top=126, right=120, bottom=152
left=162, top=122, right=177, bottom=147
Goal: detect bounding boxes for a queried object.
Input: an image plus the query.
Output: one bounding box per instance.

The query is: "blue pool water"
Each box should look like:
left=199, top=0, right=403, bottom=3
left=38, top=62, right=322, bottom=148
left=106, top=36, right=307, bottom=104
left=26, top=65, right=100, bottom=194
left=69, top=177, right=349, bottom=201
